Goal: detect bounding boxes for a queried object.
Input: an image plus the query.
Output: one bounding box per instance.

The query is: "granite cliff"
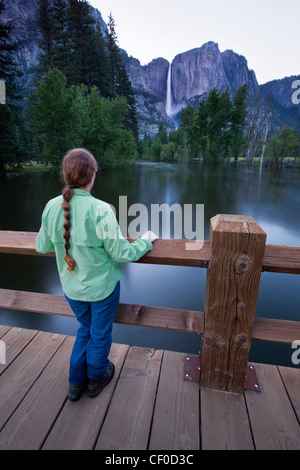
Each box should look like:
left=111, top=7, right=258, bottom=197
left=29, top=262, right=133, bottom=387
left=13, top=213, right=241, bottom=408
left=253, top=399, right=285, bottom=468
left=124, top=41, right=299, bottom=136
left=260, top=76, right=300, bottom=129
left=124, top=42, right=262, bottom=135
left=1, top=0, right=40, bottom=86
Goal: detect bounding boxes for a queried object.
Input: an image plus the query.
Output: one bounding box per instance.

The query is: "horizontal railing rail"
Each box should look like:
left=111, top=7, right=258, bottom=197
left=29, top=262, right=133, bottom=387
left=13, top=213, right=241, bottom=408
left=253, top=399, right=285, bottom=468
left=0, top=230, right=300, bottom=273
left=1, top=288, right=300, bottom=344
left=0, top=288, right=204, bottom=334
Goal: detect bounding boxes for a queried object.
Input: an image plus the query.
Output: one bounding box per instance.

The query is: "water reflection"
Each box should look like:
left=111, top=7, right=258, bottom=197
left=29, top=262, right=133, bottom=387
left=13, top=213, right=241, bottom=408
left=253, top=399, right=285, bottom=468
left=0, top=162, right=299, bottom=365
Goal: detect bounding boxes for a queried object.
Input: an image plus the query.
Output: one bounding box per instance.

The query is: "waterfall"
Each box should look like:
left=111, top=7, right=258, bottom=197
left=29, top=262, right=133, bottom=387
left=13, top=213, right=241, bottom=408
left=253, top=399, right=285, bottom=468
left=165, top=63, right=172, bottom=116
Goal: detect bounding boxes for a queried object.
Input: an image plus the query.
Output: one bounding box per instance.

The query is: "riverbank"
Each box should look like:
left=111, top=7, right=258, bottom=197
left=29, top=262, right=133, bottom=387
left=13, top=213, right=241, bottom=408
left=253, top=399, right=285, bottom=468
left=4, top=162, right=51, bottom=173
left=3, top=157, right=300, bottom=175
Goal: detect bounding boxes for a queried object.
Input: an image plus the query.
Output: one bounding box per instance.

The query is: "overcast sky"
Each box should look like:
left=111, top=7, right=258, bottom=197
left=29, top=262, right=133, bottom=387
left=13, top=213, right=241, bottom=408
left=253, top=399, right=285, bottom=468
left=88, top=0, right=299, bottom=85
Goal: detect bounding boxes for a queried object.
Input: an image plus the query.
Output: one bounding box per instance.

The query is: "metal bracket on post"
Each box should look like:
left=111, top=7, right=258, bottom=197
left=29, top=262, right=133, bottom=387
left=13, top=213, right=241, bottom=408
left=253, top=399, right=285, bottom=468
left=184, top=355, right=261, bottom=392
left=184, top=353, right=202, bottom=382
left=244, top=364, right=261, bottom=392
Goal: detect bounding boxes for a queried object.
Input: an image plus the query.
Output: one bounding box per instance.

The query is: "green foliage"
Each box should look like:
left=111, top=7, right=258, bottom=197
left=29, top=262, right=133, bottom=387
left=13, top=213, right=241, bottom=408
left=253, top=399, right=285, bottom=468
left=84, top=86, right=135, bottom=167
left=33, top=1, right=138, bottom=137
left=30, top=68, right=73, bottom=165
left=140, top=126, right=187, bottom=163
left=34, top=0, right=53, bottom=77
left=1, top=0, right=139, bottom=171
left=178, top=86, right=248, bottom=163
left=141, top=87, right=249, bottom=164
left=105, top=13, right=138, bottom=140
left=0, top=0, right=24, bottom=171
left=230, top=85, right=248, bottom=163
left=0, top=105, right=25, bottom=172
left=29, top=68, right=135, bottom=168
left=264, top=127, right=300, bottom=168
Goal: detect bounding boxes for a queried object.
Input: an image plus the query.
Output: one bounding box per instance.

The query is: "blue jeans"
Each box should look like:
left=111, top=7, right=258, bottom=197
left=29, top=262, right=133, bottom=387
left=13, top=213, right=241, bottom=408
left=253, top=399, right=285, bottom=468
left=65, top=282, right=120, bottom=385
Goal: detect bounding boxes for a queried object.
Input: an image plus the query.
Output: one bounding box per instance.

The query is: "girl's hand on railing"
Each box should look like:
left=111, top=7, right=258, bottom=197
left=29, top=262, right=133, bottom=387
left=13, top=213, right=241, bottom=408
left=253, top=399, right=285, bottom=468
left=141, top=231, right=159, bottom=243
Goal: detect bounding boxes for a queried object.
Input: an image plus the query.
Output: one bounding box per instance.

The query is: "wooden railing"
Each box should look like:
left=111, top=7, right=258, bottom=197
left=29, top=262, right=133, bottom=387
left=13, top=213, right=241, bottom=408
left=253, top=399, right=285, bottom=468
left=0, top=214, right=300, bottom=394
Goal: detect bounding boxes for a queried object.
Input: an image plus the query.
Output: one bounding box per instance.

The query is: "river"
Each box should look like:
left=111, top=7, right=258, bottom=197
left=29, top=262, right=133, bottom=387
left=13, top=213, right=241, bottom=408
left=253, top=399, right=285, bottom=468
left=0, top=161, right=299, bottom=367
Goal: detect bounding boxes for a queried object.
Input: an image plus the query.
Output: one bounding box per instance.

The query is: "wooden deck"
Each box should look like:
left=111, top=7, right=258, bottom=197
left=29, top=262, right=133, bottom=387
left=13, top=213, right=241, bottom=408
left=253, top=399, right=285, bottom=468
left=0, top=325, right=300, bottom=451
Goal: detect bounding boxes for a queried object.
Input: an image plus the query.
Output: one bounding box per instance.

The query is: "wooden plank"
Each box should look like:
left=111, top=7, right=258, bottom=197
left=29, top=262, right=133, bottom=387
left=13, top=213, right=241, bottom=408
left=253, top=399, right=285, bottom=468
left=252, top=317, right=300, bottom=344
left=0, top=327, right=38, bottom=376
left=1, top=230, right=300, bottom=273
left=263, top=244, right=300, bottom=274
left=201, top=388, right=254, bottom=450
left=115, top=303, right=204, bottom=333
left=0, top=231, right=54, bottom=257
left=278, top=366, right=300, bottom=423
left=245, top=363, right=300, bottom=449
left=0, top=231, right=210, bottom=267
left=42, top=343, right=129, bottom=450
left=149, top=351, right=200, bottom=450
left=137, top=239, right=210, bottom=267
left=1, top=289, right=300, bottom=343
left=0, top=325, right=12, bottom=338
left=0, top=336, right=74, bottom=450
left=0, top=289, right=75, bottom=317
left=0, top=288, right=204, bottom=334
left=0, top=331, right=65, bottom=431
left=95, top=346, right=163, bottom=450
left=201, top=215, right=266, bottom=393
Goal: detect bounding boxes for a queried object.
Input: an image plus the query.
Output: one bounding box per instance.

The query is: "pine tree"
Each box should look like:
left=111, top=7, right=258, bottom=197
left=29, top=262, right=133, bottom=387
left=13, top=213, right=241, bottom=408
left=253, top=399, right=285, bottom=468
left=179, top=87, right=247, bottom=163
left=218, top=89, right=232, bottom=159
left=0, top=0, right=23, bottom=104
left=31, top=67, right=75, bottom=166
left=34, top=0, right=111, bottom=97
left=106, top=13, right=138, bottom=139
left=117, top=64, right=139, bottom=140
left=105, top=13, right=120, bottom=91
left=66, top=0, right=97, bottom=86
left=195, top=99, right=208, bottom=158
left=231, top=84, right=248, bottom=164
left=35, top=0, right=54, bottom=77
left=87, top=21, right=112, bottom=97
left=0, top=0, right=24, bottom=172
left=51, top=0, right=69, bottom=72
left=179, top=105, right=197, bottom=158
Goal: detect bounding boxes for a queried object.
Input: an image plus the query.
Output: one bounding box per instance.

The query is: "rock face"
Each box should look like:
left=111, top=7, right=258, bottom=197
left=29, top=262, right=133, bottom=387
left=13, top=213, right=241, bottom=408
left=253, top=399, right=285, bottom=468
left=221, top=49, right=260, bottom=98
left=171, top=42, right=230, bottom=104
left=169, top=42, right=261, bottom=108
left=125, top=42, right=262, bottom=135
left=126, top=41, right=300, bottom=135
left=126, top=56, right=169, bottom=100
left=261, top=76, right=300, bottom=111
left=1, top=0, right=40, bottom=87
left=2, top=0, right=299, bottom=135
left=124, top=55, right=170, bottom=136
left=260, top=75, right=300, bottom=129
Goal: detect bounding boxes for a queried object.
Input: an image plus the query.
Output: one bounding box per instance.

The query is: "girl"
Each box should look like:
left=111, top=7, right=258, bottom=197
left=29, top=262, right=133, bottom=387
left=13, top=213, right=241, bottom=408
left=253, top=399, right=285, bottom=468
left=36, top=148, right=157, bottom=401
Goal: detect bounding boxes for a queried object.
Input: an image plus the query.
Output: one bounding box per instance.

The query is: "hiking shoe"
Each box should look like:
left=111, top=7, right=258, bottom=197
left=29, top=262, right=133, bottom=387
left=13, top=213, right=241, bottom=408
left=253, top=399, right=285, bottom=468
left=87, top=361, right=115, bottom=398
left=68, top=382, right=86, bottom=401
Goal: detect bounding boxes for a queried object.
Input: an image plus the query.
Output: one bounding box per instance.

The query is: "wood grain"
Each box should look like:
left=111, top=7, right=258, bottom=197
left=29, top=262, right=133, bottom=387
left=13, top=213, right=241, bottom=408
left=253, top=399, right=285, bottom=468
left=1, top=230, right=299, bottom=272
left=201, top=215, right=266, bottom=393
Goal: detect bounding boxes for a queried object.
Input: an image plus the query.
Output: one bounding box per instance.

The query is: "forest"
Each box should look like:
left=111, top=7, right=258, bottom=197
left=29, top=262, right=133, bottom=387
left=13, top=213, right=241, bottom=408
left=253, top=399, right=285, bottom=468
left=1, top=0, right=138, bottom=172
left=141, top=88, right=300, bottom=168
left=1, top=0, right=300, bottom=173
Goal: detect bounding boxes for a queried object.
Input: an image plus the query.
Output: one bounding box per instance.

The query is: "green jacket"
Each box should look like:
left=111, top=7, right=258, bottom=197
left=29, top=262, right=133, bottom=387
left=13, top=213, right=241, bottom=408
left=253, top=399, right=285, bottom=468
left=36, top=189, right=152, bottom=301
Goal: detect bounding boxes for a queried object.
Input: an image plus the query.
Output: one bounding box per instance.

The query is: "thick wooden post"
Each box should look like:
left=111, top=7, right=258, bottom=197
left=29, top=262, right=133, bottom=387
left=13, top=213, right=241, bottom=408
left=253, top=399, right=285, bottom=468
left=201, top=215, right=266, bottom=394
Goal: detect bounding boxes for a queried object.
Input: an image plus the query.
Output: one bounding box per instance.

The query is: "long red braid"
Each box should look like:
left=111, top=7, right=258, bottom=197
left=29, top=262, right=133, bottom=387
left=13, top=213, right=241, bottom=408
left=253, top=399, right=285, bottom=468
left=61, top=148, right=98, bottom=272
